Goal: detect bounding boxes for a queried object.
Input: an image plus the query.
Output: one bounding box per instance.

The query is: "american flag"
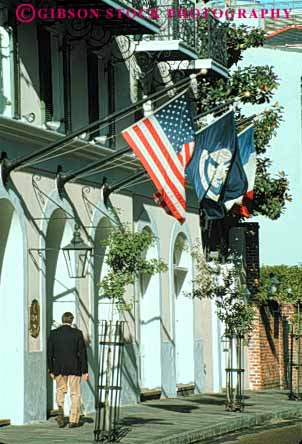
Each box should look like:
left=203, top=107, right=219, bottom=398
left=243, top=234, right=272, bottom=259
left=122, top=95, right=195, bottom=223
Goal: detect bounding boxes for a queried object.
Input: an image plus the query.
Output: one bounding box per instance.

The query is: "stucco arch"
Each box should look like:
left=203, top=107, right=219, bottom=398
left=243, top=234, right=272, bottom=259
left=169, top=223, right=195, bottom=386
left=40, top=193, right=76, bottom=414
left=136, top=214, right=162, bottom=391
left=0, top=189, right=27, bottom=424
left=90, top=207, right=120, bottom=326
left=90, top=208, right=122, bottom=408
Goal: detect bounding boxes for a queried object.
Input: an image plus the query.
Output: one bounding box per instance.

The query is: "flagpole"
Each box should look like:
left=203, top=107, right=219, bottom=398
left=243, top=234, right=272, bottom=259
left=237, top=115, right=256, bottom=129
left=195, top=107, right=234, bottom=135
left=237, top=122, right=255, bottom=136
left=194, top=97, right=238, bottom=121
left=103, top=170, right=147, bottom=203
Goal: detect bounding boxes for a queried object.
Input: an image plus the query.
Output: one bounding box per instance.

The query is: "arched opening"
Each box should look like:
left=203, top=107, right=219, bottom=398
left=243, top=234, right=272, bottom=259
left=0, top=199, right=25, bottom=424
left=139, top=227, right=161, bottom=391
left=173, top=233, right=194, bottom=386
left=45, top=209, right=77, bottom=414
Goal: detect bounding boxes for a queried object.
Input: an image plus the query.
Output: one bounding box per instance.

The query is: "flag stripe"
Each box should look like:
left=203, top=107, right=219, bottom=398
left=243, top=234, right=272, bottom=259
left=130, top=124, right=186, bottom=207
left=144, top=117, right=185, bottom=186
left=122, top=130, right=185, bottom=222
left=122, top=94, right=195, bottom=223
left=243, top=152, right=256, bottom=191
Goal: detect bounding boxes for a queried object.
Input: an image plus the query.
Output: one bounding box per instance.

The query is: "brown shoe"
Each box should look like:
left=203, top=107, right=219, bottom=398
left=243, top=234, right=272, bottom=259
left=56, top=415, right=64, bottom=428
left=68, top=422, right=79, bottom=428
left=56, top=408, right=64, bottom=428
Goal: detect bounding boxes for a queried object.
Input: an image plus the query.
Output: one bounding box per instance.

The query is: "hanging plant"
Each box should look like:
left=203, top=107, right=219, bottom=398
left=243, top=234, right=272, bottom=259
left=98, top=226, right=167, bottom=310
left=191, top=244, right=255, bottom=338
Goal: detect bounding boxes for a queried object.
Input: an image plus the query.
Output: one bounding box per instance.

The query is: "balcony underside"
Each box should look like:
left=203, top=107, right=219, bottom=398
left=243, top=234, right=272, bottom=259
left=168, top=58, right=229, bottom=79
left=135, top=39, right=198, bottom=60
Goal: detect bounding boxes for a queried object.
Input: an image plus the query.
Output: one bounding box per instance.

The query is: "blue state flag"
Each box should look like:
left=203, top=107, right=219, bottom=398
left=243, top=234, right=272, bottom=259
left=221, top=138, right=249, bottom=215
left=186, top=111, right=243, bottom=219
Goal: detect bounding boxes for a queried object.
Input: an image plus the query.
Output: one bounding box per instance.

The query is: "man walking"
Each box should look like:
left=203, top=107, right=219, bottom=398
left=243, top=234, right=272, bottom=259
left=47, top=312, right=88, bottom=428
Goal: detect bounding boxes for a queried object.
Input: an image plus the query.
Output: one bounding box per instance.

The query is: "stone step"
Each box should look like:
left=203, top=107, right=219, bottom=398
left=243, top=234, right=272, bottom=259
left=177, top=383, right=195, bottom=397
left=140, top=388, right=162, bottom=402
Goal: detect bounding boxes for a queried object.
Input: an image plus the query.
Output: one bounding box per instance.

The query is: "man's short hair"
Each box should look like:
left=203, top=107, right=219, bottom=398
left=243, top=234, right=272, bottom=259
left=62, top=312, right=74, bottom=324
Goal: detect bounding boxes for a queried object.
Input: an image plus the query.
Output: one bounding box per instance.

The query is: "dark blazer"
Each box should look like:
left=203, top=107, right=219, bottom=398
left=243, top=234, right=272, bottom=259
left=47, top=325, right=88, bottom=376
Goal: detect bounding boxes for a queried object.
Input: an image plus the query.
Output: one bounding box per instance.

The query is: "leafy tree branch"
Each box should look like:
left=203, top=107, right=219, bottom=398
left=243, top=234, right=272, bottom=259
left=191, top=244, right=255, bottom=337
left=98, top=226, right=167, bottom=310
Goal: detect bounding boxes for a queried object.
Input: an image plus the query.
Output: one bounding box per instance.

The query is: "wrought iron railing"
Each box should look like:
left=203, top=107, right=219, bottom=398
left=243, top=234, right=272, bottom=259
left=144, top=0, right=197, bottom=50
left=142, top=6, right=228, bottom=67
left=64, top=0, right=155, bottom=11
left=198, top=14, right=228, bottom=67
left=131, top=0, right=158, bottom=9
left=55, top=0, right=158, bottom=12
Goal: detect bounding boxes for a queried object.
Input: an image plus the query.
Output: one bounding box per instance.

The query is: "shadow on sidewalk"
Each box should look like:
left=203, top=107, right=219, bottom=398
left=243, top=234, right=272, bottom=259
left=81, top=416, right=94, bottom=424
left=145, top=403, right=200, bottom=413
left=119, top=417, right=175, bottom=426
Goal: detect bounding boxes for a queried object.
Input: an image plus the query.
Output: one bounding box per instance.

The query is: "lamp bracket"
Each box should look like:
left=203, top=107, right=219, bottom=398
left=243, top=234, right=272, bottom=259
left=0, top=152, right=13, bottom=185
left=32, top=175, right=74, bottom=221
left=56, top=168, right=67, bottom=199
left=28, top=247, right=60, bottom=271
left=82, top=185, right=120, bottom=227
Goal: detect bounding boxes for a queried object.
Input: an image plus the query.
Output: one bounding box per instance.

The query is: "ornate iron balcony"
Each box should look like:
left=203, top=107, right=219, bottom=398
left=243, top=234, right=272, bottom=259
left=53, top=0, right=158, bottom=11
left=144, top=0, right=197, bottom=50
left=197, top=14, right=228, bottom=68
left=131, top=0, right=158, bottom=9
left=142, top=5, right=228, bottom=67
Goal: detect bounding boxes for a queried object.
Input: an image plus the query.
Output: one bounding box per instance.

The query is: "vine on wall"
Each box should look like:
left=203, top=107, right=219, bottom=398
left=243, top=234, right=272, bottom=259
left=98, top=226, right=167, bottom=310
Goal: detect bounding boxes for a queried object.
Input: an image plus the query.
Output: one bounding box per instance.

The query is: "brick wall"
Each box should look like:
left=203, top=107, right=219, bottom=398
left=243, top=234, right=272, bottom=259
left=230, top=222, right=296, bottom=391
left=248, top=303, right=294, bottom=390
left=218, top=221, right=299, bottom=391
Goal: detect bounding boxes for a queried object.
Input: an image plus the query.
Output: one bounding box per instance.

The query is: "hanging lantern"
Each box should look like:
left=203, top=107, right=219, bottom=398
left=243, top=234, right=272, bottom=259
left=62, top=225, right=92, bottom=278
left=268, top=272, right=280, bottom=295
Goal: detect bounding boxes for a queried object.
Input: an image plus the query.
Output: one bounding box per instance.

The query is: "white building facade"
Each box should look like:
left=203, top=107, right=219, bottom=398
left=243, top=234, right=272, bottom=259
left=0, top=1, right=228, bottom=424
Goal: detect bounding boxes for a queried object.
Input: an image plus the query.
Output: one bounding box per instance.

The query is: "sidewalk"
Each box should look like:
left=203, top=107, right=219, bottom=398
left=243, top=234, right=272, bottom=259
left=1, top=391, right=302, bottom=444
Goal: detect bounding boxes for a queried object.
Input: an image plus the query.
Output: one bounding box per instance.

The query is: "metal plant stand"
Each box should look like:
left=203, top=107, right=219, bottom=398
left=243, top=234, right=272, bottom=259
left=288, top=301, right=302, bottom=400
left=225, top=335, right=245, bottom=412
left=94, top=320, right=125, bottom=442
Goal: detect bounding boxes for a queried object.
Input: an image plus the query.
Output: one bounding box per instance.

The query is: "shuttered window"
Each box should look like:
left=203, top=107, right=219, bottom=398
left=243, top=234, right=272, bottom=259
left=87, top=50, right=99, bottom=131
left=62, top=40, right=72, bottom=133
left=37, top=26, right=53, bottom=123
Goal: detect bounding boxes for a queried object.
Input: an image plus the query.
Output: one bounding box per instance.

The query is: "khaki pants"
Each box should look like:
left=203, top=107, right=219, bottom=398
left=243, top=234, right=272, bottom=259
left=55, top=375, right=81, bottom=424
